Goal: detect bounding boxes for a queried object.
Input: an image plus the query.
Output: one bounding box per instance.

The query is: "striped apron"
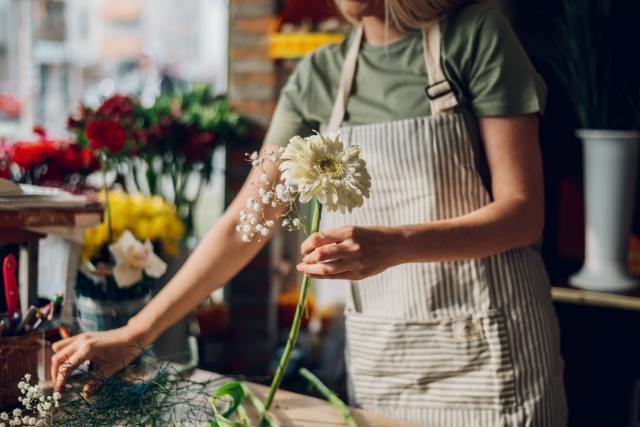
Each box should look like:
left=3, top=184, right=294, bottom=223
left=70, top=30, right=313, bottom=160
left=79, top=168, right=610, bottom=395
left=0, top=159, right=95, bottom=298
left=321, top=23, right=568, bottom=426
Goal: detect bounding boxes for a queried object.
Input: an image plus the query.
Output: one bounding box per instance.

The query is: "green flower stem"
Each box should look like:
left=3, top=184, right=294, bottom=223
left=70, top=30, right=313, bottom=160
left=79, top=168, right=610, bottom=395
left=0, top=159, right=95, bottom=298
left=99, top=155, right=113, bottom=244
left=261, top=200, right=322, bottom=420
left=298, top=368, right=359, bottom=427
left=241, top=384, right=279, bottom=427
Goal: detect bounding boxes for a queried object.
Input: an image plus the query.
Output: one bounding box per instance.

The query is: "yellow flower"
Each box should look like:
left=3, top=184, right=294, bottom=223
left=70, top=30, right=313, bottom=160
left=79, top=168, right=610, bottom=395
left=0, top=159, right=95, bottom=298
left=81, top=190, right=186, bottom=261
left=279, top=132, right=371, bottom=213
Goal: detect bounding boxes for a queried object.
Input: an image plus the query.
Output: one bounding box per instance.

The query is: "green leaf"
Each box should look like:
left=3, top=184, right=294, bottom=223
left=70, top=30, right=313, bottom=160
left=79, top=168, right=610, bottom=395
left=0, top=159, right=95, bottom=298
left=210, top=414, right=250, bottom=427
left=212, top=381, right=245, bottom=418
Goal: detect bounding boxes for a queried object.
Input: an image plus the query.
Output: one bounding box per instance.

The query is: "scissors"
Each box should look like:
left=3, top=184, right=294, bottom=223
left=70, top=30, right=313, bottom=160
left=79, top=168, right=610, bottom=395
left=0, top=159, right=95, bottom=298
left=3, top=254, right=20, bottom=328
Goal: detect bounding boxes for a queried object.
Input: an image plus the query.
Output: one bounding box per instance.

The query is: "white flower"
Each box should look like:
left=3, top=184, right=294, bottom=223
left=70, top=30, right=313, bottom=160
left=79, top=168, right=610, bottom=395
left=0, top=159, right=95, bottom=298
left=279, top=132, right=371, bottom=213
left=109, top=230, right=167, bottom=288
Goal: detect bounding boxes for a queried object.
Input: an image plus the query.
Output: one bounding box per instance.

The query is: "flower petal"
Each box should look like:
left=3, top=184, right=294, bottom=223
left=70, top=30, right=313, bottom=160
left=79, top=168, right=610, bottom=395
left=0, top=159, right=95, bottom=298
left=144, top=251, right=168, bottom=279
left=112, top=263, right=144, bottom=288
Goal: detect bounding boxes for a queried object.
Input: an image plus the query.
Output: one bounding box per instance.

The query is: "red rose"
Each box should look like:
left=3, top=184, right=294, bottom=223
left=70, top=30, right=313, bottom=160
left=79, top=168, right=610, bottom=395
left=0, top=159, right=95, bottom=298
left=33, top=125, right=47, bottom=137
left=96, top=94, right=137, bottom=123
left=11, top=141, right=58, bottom=170
left=80, top=147, right=100, bottom=171
left=182, top=128, right=216, bottom=162
left=85, top=119, right=126, bottom=154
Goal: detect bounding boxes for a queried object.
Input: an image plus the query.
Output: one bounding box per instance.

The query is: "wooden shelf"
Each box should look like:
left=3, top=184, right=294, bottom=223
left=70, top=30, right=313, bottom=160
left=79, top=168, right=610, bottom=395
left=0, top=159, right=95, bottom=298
left=0, top=203, right=103, bottom=315
left=552, top=283, right=640, bottom=311
left=0, top=204, right=102, bottom=232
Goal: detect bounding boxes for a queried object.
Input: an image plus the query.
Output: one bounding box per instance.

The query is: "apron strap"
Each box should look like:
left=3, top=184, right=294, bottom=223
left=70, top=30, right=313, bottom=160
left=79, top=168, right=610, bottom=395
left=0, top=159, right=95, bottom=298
left=328, top=21, right=458, bottom=130
left=422, top=22, right=458, bottom=114
left=328, top=24, right=363, bottom=132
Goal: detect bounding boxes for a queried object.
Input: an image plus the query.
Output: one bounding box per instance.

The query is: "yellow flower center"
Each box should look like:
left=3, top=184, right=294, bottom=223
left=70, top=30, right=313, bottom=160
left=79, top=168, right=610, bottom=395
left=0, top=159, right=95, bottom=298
left=315, top=156, right=344, bottom=179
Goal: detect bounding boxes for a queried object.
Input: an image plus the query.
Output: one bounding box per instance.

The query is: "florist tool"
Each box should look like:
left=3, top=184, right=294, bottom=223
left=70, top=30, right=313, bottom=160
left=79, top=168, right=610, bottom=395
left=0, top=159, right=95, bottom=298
left=14, top=305, right=41, bottom=334
left=3, top=254, right=20, bottom=328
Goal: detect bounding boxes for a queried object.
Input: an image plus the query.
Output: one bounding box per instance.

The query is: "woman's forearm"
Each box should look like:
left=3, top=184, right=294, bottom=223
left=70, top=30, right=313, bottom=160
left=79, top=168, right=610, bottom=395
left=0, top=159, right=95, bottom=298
left=125, top=144, right=284, bottom=346
left=394, top=194, right=544, bottom=265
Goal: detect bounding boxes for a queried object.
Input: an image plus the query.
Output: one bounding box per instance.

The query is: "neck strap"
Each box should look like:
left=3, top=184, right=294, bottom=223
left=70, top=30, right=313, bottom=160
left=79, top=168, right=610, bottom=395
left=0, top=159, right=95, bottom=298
left=328, top=22, right=458, bottom=132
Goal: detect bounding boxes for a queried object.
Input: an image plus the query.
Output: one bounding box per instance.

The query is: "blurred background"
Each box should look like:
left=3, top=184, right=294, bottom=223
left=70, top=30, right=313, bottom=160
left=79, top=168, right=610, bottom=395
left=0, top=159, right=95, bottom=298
left=0, top=0, right=229, bottom=139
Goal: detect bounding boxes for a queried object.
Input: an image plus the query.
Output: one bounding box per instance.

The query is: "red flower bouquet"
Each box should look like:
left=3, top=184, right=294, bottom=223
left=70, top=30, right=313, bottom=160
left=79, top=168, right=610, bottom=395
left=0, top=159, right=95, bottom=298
left=85, top=119, right=126, bottom=154
left=5, top=128, right=99, bottom=188
left=66, top=84, right=247, bottom=236
left=67, top=94, right=147, bottom=159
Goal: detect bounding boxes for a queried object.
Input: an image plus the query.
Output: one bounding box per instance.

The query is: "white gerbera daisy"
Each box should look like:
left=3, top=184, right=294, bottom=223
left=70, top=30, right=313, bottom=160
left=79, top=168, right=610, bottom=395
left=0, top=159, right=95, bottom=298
left=279, top=132, right=371, bottom=213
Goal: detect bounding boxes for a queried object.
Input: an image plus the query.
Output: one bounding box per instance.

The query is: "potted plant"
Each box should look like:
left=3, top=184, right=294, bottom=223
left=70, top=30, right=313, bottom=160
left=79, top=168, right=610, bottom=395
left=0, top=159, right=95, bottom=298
left=76, top=190, right=184, bottom=331
left=526, top=0, right=640, bottom=292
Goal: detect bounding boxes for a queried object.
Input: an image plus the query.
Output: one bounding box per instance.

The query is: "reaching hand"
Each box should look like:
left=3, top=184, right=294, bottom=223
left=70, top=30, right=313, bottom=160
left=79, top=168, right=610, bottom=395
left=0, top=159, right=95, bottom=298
left=50, top=326, right=145, bottom=395
left=296, top=225, right=401, bottom=280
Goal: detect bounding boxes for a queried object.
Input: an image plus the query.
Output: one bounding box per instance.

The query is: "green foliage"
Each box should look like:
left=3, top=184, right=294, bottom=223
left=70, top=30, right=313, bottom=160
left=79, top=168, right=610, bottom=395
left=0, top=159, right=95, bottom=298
left=52, top=338, right=207, bottom=426
left=211, top=381, right=245, bottom=419
left=524, top=0, right=640, bottom=130
left=67, top=83, right=249, bottom=235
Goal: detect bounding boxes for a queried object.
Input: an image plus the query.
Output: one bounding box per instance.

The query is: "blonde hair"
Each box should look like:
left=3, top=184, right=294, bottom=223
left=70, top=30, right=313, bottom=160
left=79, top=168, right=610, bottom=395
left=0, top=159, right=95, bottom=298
left=335, top=0, right=489, bottom=31
left=387, top=0, right=482, bottom=30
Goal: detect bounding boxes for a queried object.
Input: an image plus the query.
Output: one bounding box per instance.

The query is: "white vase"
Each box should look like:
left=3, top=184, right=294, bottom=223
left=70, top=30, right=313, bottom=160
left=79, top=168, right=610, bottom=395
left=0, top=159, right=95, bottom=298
left=569, top=129, right=640, bottom=292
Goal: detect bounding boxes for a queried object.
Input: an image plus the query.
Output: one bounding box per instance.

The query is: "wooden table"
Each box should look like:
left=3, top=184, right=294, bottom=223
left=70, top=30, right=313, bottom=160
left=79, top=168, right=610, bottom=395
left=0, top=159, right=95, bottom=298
left=189, top=369, right=425, bottom=427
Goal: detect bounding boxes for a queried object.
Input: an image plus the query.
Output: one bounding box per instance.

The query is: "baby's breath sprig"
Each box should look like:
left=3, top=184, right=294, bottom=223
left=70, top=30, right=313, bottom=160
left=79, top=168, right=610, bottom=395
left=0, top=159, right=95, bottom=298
left=225, top=132, right=370, bottom=427
left=0, top=374, right=61, bottom=427
left=236, top=148, right=307, bottom=242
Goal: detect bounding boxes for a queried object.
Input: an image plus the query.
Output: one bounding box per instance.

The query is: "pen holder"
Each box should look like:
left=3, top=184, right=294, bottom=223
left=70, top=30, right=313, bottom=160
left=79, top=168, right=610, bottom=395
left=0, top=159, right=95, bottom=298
left=0, top=331, right=41, bottom=410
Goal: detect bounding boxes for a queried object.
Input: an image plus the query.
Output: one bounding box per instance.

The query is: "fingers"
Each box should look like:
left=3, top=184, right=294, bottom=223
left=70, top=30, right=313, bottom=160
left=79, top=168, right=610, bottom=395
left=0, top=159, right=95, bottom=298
left=52, top=355, right=82, bottom=393
left=51, top=337, right=77, bottom=392
left=298, top=226, right=392, bottom=280
left=300, top=228, right=353, bottom=255
left=297, top=256, right=358, bottom=278
left=50, top=334, right=102, bottom=394
left=51, top=330, right=145, bottom=394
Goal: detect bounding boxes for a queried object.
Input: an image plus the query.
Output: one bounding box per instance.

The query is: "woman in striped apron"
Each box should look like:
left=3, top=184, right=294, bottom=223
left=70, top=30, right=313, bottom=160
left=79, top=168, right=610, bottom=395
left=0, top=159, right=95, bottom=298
left=291, top=1, right=568, bottom=426
left=51, top=1, right=567, bottom=425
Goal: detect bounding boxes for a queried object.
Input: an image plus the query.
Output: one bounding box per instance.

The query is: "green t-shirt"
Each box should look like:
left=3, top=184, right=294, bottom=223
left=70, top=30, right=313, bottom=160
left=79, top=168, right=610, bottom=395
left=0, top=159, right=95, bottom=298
left=263, top=2, right=547, bottom=147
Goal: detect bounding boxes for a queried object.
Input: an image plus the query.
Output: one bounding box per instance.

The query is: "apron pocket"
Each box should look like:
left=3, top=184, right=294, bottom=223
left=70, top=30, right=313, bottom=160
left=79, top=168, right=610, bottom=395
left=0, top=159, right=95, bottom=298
left=345, top=309, right=517, bottom=412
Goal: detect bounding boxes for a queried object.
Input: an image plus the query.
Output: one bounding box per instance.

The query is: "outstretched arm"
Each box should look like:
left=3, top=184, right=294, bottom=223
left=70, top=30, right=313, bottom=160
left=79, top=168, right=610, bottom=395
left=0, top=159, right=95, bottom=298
left=51, top=143, right=285, bottom=393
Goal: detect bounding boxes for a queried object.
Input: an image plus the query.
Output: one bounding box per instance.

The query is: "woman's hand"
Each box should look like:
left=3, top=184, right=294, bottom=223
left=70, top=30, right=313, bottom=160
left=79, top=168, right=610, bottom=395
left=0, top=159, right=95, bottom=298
left=296, top=225, right=403, bottom=280
left=50, top=326, right=145, bottom=394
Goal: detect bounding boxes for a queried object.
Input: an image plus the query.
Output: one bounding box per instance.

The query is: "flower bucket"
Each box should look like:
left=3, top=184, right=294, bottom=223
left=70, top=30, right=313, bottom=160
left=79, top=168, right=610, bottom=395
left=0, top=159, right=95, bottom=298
left=74, top=264, right=156, bottom=332
left=75, top=294, right=151, bottom=332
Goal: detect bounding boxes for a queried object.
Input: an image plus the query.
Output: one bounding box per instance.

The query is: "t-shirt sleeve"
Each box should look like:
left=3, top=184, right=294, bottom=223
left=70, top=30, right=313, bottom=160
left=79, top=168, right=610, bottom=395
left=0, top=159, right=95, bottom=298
left=263, top=56, right=318, bottom=147
left=453, top=5, right=547, bottom=117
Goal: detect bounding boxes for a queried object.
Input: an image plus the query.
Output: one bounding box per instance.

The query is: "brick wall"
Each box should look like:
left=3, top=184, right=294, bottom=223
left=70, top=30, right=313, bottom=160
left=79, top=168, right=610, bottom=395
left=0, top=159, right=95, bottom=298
left=219, top=0, right=279, bottom=377
left=228, top=0, right=278, bottom=128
